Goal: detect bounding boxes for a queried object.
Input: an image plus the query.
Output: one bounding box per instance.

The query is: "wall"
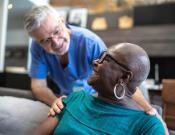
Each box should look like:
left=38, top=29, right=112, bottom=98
left=0, top=0, right=8, bottom=72
left=95, top=24, right=175, bottom=82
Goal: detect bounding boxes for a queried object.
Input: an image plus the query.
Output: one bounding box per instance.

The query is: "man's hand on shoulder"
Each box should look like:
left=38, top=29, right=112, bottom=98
left=48, top=95, right=67, bottom=117
left=146, top=107, right=169, bottom=135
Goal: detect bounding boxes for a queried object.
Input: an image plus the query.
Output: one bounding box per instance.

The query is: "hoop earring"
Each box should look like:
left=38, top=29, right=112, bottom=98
left=113, top=83, right=125, bottom=100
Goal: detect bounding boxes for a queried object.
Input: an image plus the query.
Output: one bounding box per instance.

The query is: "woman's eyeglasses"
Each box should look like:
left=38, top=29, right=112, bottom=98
left=97, top=51, right=130, bottom=72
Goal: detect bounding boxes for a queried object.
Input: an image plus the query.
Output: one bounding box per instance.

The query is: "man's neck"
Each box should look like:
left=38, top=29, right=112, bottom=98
left=58, top=52, right=68, bottom=68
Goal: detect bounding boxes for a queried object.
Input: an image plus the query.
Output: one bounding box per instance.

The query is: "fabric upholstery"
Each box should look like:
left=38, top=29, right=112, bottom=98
left=0, top=96, right=49, bottom=135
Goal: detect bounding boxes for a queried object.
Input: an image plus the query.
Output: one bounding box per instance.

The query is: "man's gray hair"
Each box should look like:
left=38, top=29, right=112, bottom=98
left=24, top=5, right=58, bottom=33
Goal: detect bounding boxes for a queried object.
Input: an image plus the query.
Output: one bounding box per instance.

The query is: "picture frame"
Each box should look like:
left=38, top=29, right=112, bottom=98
left=68, top=8, right=88, bottom=27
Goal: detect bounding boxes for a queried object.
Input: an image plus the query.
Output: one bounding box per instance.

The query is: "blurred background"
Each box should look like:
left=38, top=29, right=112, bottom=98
left=0, top=0, right=175, bottom=133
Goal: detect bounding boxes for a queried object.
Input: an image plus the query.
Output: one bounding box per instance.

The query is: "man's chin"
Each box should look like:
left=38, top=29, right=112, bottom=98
left=56, top=51, right=66, bottom=56
left=55, top=49, right=68, bottom=56
left=56, top=44, right=69, bottom=56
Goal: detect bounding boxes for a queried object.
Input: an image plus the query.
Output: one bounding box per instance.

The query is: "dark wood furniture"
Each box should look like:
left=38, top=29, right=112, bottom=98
left=162, top=79, right=175, bottom=130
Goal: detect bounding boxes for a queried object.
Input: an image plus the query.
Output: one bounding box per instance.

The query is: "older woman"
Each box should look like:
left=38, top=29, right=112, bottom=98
left=33, top=43, right=165, bottom=135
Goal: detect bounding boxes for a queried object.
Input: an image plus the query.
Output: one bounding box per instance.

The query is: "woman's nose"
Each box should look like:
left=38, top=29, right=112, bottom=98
left=93, top=59, right=99, bottom=66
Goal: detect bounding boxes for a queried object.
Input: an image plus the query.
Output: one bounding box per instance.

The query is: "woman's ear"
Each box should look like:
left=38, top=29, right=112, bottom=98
left=123, top=71, right=133, bottom=83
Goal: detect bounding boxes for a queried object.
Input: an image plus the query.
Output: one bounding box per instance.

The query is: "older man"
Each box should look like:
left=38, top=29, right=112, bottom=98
left=24, top=5, right=106, bottom=107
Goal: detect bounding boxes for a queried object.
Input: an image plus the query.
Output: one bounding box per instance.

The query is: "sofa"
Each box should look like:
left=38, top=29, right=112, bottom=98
left=0, top=87, right=49, bottom=135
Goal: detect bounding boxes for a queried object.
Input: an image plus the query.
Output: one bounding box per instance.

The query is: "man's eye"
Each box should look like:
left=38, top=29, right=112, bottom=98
left=54, top=29, right=61, bottom=36
left=42, top=38, right=50, bottom=45
left=54, top=30, right=59, bottom=35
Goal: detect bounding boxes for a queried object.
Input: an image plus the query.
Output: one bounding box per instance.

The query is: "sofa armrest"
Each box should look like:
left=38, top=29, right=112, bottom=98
left=0, top=87, right=34, bottom=100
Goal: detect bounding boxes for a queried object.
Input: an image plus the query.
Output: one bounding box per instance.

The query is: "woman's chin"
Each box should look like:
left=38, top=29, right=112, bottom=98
left=88, top=76, right=99, bottom=86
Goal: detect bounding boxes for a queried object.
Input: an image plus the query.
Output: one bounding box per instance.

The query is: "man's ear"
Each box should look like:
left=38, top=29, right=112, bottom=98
left=59, top=16, right=65, bottom=23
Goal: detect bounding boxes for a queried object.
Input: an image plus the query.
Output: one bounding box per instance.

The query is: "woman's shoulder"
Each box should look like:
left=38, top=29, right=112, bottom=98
left=63, top=90, right=88, bottom=104
left=139, top=114, right=165, bottom=134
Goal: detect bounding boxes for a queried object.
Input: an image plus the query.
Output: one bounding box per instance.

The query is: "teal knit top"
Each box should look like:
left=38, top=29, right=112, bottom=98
left=54, top=91, right=164, bottom=135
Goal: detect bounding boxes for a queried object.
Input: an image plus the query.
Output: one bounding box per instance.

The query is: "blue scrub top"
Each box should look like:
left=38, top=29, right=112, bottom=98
left=29, top=25, right=107, bottom=95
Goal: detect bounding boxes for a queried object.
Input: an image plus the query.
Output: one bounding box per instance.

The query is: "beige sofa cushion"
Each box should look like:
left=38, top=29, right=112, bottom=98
left=0, top=96, right=49, bottom=135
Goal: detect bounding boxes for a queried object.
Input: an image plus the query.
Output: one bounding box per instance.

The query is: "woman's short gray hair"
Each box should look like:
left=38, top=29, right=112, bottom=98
left=24, top=5, right=58, bottom=33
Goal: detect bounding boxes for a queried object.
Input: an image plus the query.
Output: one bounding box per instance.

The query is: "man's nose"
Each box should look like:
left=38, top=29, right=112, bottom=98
left=51, top=36, right=58, bottom=47
left=51, top=35, right=58, bottom=43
